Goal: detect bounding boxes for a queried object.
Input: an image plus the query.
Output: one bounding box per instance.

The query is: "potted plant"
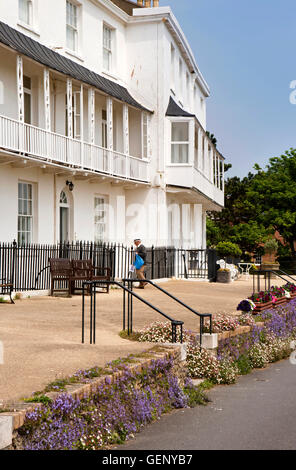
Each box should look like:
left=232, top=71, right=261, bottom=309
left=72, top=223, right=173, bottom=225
left=217, top=268, right=232, bottom=283
left=261, top=239, right=280, bottom=274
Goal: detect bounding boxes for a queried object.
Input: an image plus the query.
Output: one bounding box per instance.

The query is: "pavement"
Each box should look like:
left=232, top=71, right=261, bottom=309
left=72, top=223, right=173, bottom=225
left=0, top=277, right=284, bottom=405
left=117, top=358, right=296, bottom=450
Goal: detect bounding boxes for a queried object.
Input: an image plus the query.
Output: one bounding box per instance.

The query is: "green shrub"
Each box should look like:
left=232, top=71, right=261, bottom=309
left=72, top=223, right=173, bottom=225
left=216, top=241, right=242, bottom=259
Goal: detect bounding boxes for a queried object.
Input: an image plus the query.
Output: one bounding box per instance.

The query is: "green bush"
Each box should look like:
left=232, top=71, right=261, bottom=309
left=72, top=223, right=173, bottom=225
left=216, top=241, right=242, bottom=259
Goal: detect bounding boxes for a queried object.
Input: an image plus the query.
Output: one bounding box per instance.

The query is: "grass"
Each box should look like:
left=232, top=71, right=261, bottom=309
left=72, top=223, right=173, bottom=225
left=119, top=330, right=141, bottom=342
left=24, top=395, right=53, bottom=405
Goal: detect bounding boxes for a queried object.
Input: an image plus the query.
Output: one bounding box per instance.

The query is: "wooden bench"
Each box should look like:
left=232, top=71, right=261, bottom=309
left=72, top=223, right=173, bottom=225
left=49, top=259, right=111, bottom=296
left=72, top=260, right=111, bottom=294
left=0, top=278, right=14, bottom=304
left=49, top=258, right=73, bottom=297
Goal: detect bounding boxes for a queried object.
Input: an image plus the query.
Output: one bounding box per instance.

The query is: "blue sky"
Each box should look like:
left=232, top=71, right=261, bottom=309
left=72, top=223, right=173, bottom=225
left=159, top=0, right=296, bottom=178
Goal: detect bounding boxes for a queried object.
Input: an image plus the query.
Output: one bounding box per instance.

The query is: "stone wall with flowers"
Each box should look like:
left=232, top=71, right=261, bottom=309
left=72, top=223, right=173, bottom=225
left=2, top=344, right=194, bottom=450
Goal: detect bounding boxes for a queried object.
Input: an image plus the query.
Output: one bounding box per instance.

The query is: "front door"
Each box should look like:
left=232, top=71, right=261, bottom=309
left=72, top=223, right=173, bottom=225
left=60, top=206, right=69, bottom=242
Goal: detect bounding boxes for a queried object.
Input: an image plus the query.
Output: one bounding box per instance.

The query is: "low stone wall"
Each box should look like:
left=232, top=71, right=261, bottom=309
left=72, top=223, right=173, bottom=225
left=0, top=343, right=187, bottom=450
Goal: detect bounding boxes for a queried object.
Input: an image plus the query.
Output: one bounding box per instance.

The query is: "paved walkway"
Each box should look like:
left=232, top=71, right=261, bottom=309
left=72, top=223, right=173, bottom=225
left=0, top=278, right=281, bottom=404
left=117, top=358, right=296, bottom=450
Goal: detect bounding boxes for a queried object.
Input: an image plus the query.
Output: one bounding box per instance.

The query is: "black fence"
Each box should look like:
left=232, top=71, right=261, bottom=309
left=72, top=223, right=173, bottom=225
left=0, top=241, right=218, bottom=292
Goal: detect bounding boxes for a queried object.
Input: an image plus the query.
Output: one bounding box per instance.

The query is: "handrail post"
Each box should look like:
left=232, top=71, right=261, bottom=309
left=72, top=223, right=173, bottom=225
left=82, top=282, right=85, bottom=344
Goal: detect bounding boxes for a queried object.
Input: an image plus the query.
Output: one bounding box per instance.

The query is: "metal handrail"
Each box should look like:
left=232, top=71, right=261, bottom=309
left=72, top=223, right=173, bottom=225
left=122, top=278, right=212, bottom=347
left=82, top=280, right=184, bottom=345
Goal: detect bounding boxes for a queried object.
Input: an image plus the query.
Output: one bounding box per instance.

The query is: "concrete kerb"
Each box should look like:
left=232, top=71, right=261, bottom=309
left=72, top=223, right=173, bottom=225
left=0, top=344, right=184, bottom=450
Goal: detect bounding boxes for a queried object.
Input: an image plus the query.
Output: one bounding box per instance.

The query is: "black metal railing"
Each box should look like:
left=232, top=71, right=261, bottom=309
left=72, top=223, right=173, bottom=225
left=123, top=278, right=212, bottom=347
left=0, top=241, right=216, bottom=291
left=81, top=280, right=184, bottom=345
left=252, top=269, right=296, bottom=294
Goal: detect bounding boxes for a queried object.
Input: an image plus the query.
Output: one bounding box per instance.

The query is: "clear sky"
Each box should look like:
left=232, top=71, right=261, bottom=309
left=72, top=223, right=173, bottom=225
left=159, top=0, right=296, bottom=178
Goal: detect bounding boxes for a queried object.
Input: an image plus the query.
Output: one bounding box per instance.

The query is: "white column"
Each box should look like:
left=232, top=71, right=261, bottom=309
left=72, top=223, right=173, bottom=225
left=80, top=84, right=84, bottom=166
left=107, top=97, right=113, bottom=174
left=17, top=55, right=24, bottom=123
left=43, top=68, right=51, bottom=131
left=107, top=97, right=113, bottom=150
left=202, top=211, right=207, bottom=249
left=67, top=78, right=73, bottom=138
left=198, top=127, right=203, bottom=171
left=194, top=203, right=203, bottom=249
left=88, top=88, right=95, bottom=144
left=123, top=104, right=129, bottom=155
left=222, top=159, right=225, bottom=192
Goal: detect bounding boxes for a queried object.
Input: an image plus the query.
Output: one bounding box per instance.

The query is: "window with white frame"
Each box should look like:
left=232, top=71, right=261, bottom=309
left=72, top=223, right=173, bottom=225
left=66, top=0, right=78, bottom=52
left=18, top=182, right=33, bottom=244
left=94, top=196, right=108, bottom=242
left=171, top=121, right=189, bottom=164
left=103, top=24, right=113, bottom=72
left=19, top=0, right=33, bottom=25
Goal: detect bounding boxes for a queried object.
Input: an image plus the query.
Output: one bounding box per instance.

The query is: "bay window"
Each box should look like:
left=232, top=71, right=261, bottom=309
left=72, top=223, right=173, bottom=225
left=171, top=121, right=189, bottom=164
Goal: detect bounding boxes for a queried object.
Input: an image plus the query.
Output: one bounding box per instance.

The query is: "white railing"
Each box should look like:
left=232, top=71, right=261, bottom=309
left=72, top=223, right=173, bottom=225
left=0, top=114, right=149, bottom=182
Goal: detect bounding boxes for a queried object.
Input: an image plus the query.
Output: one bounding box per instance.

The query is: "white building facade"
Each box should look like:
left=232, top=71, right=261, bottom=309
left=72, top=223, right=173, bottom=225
left=0, top=0, right=224, bottom=248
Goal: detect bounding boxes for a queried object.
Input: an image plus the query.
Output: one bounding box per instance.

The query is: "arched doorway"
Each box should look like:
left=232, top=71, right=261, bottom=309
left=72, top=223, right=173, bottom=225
left=59, top=190, right=71, bottom=242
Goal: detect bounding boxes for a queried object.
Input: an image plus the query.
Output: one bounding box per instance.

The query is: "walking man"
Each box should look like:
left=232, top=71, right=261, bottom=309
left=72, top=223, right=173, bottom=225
left=134, top=238, right=147, bottom=289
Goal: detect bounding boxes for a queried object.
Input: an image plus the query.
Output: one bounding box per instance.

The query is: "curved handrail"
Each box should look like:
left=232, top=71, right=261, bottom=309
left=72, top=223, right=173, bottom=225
left=82, top=280, right=184, bottom=345
left=122, top=278, right=212, bottom=346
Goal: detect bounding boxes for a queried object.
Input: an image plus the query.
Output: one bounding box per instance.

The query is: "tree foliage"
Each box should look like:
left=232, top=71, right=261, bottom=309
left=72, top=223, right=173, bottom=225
left=248, top=149, right=296, bottom=258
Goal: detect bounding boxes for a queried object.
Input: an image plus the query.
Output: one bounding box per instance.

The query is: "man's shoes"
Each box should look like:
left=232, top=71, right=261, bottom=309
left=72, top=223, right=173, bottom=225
left=135, top=285, right=145, bottom=289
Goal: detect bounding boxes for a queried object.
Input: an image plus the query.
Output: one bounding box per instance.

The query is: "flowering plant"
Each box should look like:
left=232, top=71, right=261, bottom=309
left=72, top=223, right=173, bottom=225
left=283, top=283, right=296, bottom=293
left=203, top=314, right=239, bottom=333
left=237, top=299, right=256, bottom=313
left=249, top=291, right=273, bottom=304
left=270, top=286, right=286, bottom=299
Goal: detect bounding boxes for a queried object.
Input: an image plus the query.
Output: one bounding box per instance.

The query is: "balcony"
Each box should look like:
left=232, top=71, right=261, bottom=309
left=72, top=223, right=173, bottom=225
left=0, top=114, right=149, bottom=182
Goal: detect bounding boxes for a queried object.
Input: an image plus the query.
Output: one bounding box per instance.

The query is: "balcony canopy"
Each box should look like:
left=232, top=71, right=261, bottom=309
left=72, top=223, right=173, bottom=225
left=165, top=96, right=195, bottom=118
left=0, top=20, right=151, bottom=112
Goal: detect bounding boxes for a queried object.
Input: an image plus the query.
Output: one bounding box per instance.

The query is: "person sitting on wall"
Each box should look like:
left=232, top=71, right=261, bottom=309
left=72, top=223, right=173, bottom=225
left=134, top=238, right=147, bottom=289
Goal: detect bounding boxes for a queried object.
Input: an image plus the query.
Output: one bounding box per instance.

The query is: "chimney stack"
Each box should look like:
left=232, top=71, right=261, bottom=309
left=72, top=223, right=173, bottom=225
left=153, top=0, right=159, bottom=6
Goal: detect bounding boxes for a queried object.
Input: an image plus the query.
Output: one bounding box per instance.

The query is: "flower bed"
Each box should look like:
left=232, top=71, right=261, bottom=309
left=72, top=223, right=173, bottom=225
left=137, top=301, right=296, bottom=386
left=218, top=301, right=296, bottom=372
left=10, top=347, right=200, bottom=450
left=237, top=284, right=296, bottom=315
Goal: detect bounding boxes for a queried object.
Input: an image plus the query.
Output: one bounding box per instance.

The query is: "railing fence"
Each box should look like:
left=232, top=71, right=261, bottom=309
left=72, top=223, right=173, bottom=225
left=0, top=241, right=218, bottom=292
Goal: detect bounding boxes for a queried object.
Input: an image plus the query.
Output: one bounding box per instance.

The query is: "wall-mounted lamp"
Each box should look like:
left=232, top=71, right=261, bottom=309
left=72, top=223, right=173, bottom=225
left=66, top=180, right=74, bottom=192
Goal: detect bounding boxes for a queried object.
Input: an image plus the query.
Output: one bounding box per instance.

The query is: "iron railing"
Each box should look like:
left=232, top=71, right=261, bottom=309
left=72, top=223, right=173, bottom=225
left=0, top=241, right=217, bottom=292
left=82, top=280, right=184, bottom=345
left=123, top=278, right=212, bottom=347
